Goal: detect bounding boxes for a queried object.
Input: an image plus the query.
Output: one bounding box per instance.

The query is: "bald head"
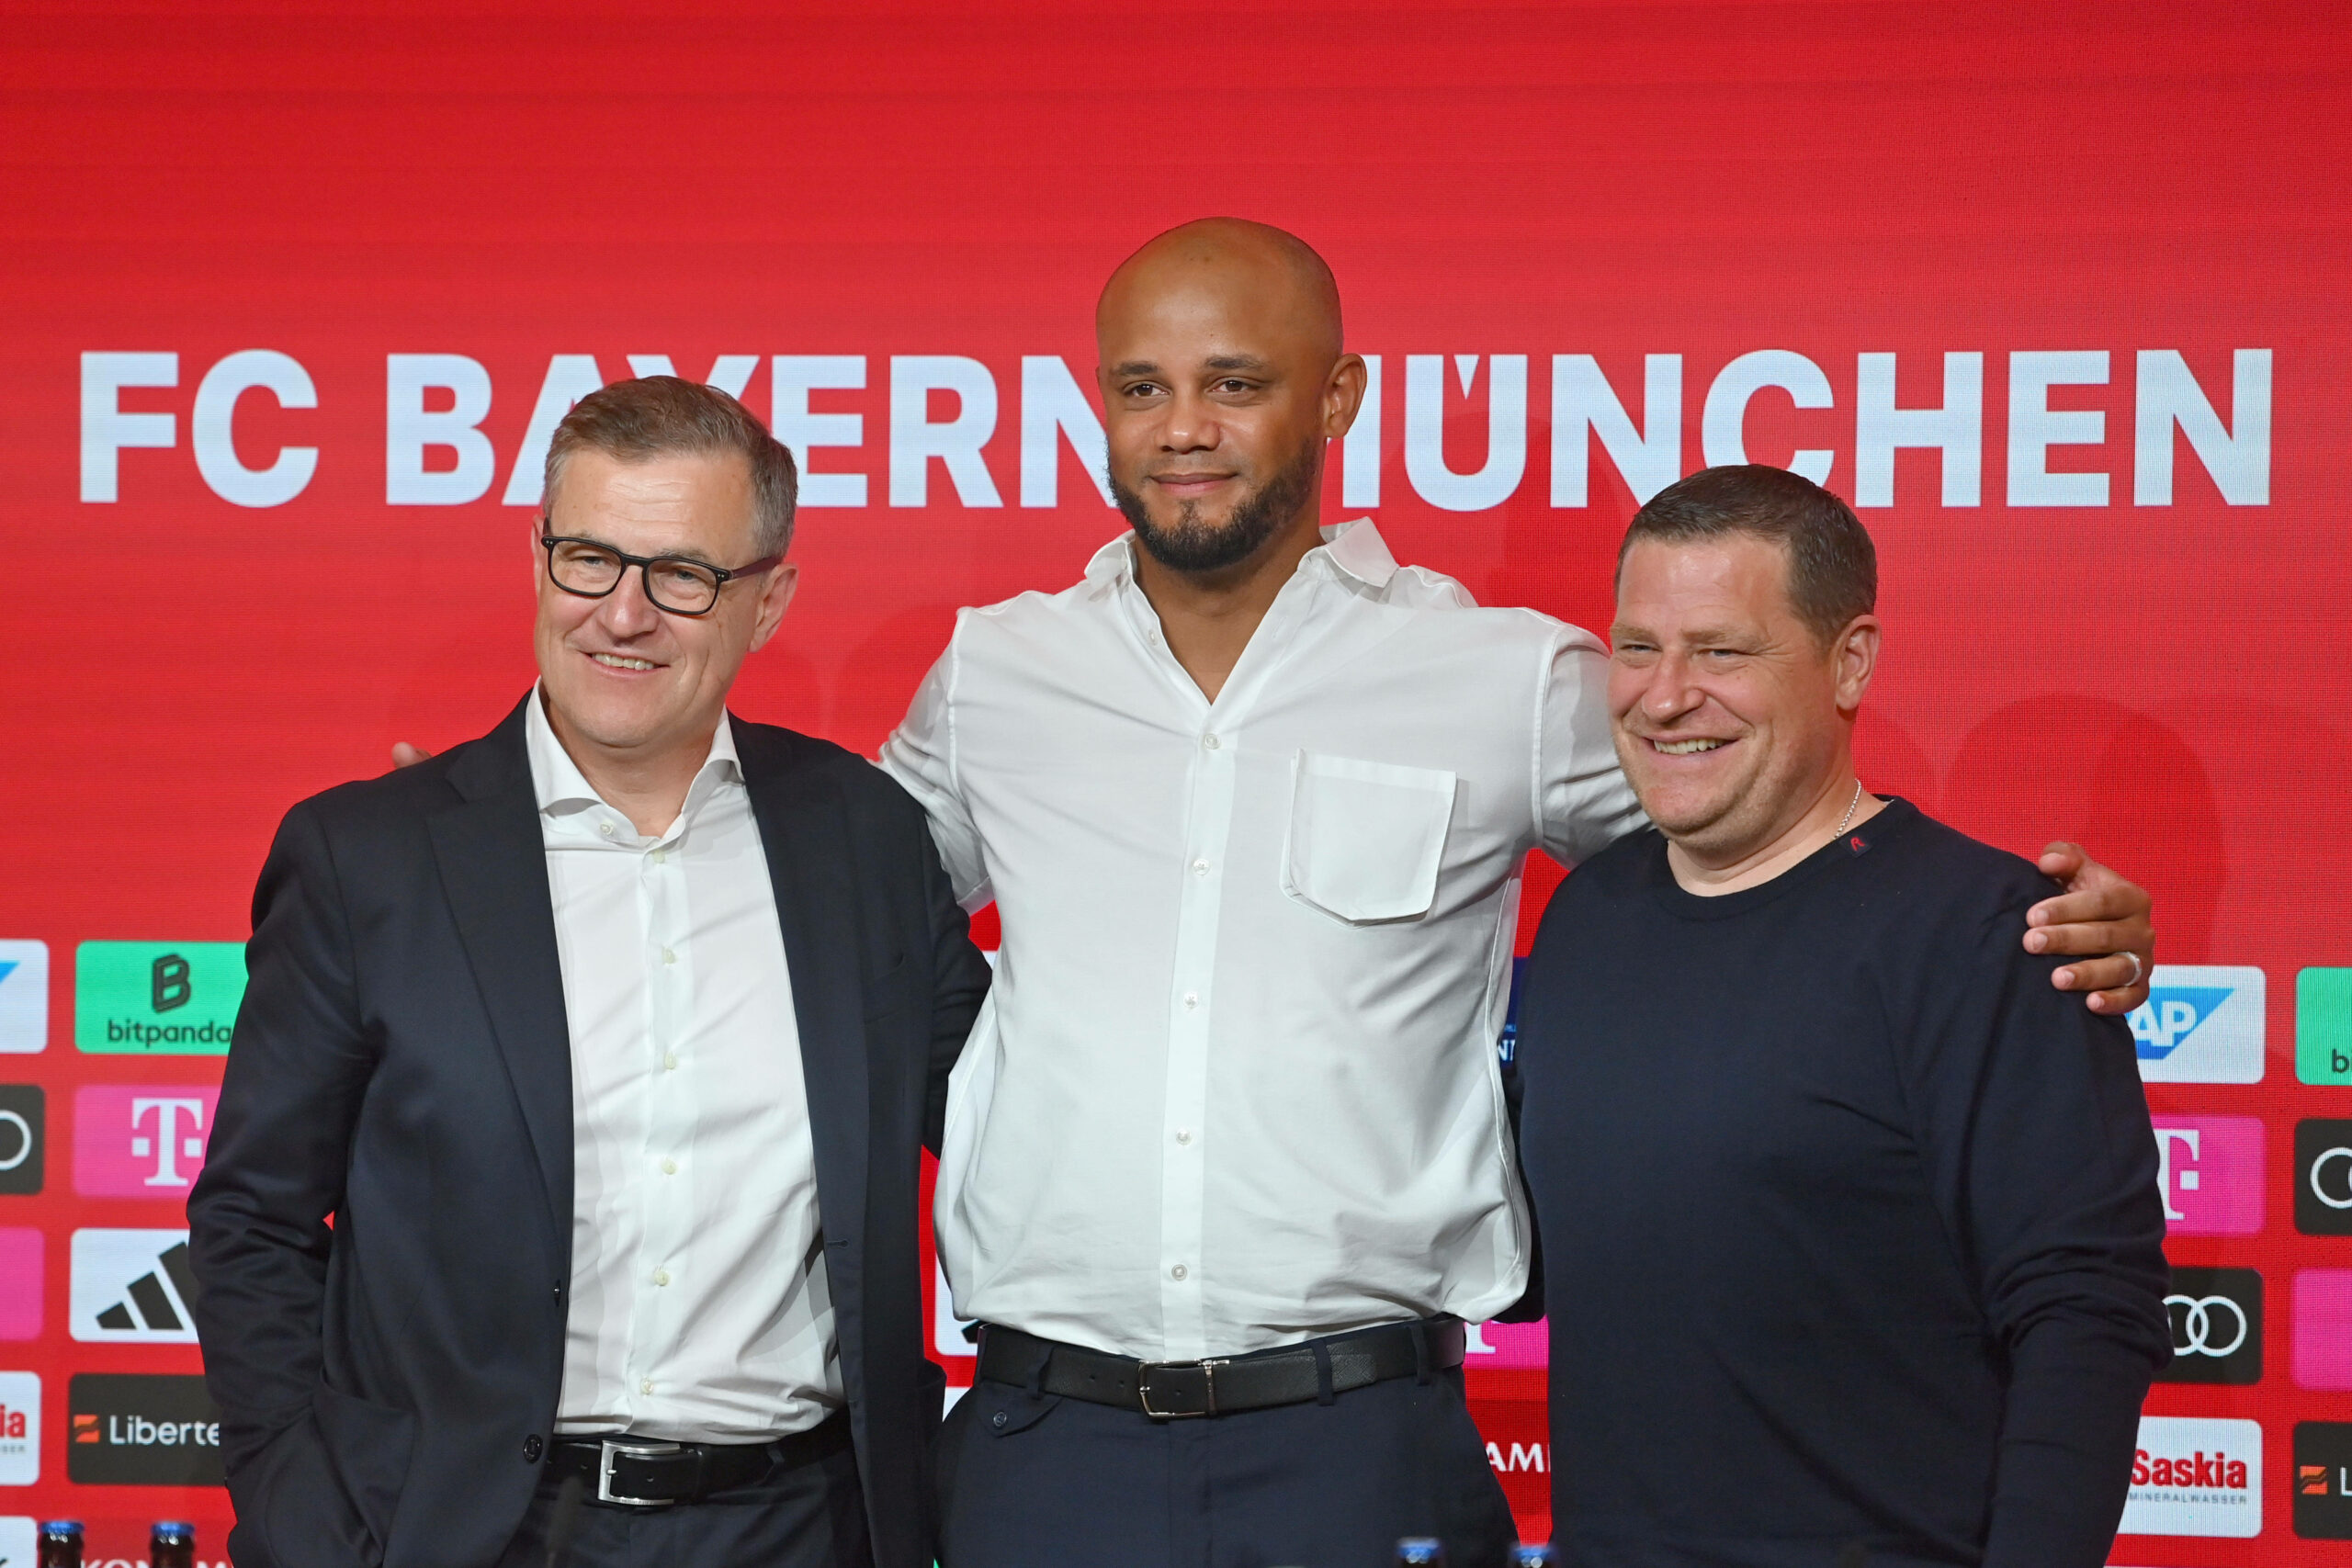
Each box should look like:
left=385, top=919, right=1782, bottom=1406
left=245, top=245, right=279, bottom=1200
left=1098, top=218, right=1344, bottom=367
left=1093, top=217, right=1365, bottom=581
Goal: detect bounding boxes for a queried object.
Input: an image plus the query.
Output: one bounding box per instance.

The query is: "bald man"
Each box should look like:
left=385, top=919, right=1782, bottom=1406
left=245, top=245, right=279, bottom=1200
left=877, top=219, right=2159, bottom=1567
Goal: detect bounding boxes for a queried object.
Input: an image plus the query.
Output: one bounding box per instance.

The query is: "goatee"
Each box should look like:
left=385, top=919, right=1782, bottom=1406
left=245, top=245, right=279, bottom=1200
left=1112, top=443, right=1321, bottom=575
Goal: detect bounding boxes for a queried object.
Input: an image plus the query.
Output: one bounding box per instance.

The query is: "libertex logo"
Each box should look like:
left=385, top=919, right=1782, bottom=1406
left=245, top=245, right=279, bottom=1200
left=2128, top=965, right=2265, bottom=1084
left=2120, top=1416, right=2261, bottom=1538
left=66, top=1372, right=221, bottom=1485
left=2296, top=1422, right=2352, bottom=1539
left=73, top=1085, right=217, bottom=1198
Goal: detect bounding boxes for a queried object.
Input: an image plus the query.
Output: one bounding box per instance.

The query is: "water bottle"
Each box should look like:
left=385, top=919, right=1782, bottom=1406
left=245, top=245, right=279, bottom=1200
left=1509, top=1545, right=1558, bottom=1568
left=149, top=1522, right=196, bottom=1568
left=35, top=1522, right=82, bottom=1568
left=1394, top=1539, right=1449, bottom=1566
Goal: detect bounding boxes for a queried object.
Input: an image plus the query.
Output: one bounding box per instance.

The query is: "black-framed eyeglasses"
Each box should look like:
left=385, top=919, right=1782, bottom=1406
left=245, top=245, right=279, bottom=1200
left=540, top=534, right=785, bottom=617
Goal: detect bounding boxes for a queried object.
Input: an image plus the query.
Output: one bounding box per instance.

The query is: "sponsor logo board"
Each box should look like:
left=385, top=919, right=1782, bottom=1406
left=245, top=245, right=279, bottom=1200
left=66, top=1372, right=222, bottom=1485
left=73, top=1085, right=218, bottom=1197
left=2120, top=1415, right=2260, bottom=1538
left=2305, top=968, right=2352, bottom=1085
left=2156, top=1267, right=2260, bottom=1385
left=0, top=1374, right=36, bottom=1485
left=0, top=945, right=44, bottom=1056
left=2295, top=1269, right=2352, bottom=1391
left=2129, top=964, right=2264, bottom=1083
left=2298, top=1421, right=2352, bottom=1539
left=0, top=1232, right=40, bottom=1343
left=1465, top=1319, right=1548, bottom=1371
left=0, top=1088, right=40, bottom=1198
left=73, top=942, right=243, bottom=1055
left=2297, top=1119, right=2352, bottom=1236
left=2152, top=1115, right=2264, bottom=1235
left=0, top=1519, right=30, bottom=1565
left=69, top=1228, right=199, bottom=1343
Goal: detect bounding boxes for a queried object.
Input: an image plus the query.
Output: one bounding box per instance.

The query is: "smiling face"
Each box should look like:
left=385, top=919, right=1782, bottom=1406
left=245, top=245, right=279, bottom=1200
left=533, top=446, right=796, bottom=770
left=1096, top=220, right=1363, bottom=575
left=1609, top=534, right=1875, bottom=865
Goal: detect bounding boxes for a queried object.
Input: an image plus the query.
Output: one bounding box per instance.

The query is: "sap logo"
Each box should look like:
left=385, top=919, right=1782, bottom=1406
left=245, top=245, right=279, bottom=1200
left=1485, top=1440, right=1548, bottom=1473
left=2129, top=966, right=2264, bottom=1084
left=69, top=1229, right=200, bottom=1343
left=0, top=1373, right=36, bottom=1484
left=2131, top=988, right=2230, bottom=1055
left=2120, top=1416, right=2261, bottom=1538
left=0, top=942, right=46, bottom=1056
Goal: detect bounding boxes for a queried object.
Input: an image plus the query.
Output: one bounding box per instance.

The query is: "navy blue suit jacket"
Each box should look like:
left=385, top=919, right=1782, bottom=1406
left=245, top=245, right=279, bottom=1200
left=188, top=697, right=989, bottom=1568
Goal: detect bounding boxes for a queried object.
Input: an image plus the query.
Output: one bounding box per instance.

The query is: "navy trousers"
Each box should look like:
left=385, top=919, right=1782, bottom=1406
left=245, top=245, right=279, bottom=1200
left=937, top=1361, right=1519, bottom=1568
left=496, top=1430, right=872, bottom=1568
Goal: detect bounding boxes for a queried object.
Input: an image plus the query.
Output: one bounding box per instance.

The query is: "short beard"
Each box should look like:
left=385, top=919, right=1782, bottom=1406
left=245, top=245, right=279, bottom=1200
left=1111, top=441, right=1321, bottom=575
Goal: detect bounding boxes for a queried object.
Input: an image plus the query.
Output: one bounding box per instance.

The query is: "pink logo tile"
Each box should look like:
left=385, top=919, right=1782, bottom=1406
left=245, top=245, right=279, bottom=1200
left=1467, top=1319, right=1547, bottom=1370
left=73, top=1086, right=219, bottom=1198
left=2296, top=1269, right=2352, bottom=1390
left=2153, top=1115, right=2265, bottom=1235
left=0, top=1228, right=40, bottom=1339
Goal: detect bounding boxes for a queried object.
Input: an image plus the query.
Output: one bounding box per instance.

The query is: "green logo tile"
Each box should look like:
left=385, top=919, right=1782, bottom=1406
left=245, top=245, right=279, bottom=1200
left=74, top=942, right=244, bottom=1055
left=2299, top=967, right=2352, bottom=1085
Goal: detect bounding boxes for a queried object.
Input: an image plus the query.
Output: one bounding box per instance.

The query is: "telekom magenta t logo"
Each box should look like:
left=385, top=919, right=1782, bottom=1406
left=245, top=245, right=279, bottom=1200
left=73, top=1086, right=220, bottom=1198
left=2153, top=1114, right=2266, bottom=1235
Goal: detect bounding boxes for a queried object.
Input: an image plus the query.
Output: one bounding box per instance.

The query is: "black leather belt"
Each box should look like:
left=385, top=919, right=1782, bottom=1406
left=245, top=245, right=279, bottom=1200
left=547, top=1413, right=849, bottom=1507
left=976, top=1317, right=1465, bottom=1419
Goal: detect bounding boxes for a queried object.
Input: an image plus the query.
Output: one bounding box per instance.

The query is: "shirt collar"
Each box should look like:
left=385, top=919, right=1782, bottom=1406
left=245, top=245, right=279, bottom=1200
left=523, top=682, right=741, bottom=819
left=1080, top=516, right=1401, bottom=592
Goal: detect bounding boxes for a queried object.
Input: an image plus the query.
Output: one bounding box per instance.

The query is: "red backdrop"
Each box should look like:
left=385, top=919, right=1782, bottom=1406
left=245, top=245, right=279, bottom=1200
left=3, top=1, right=2347, bottom=1560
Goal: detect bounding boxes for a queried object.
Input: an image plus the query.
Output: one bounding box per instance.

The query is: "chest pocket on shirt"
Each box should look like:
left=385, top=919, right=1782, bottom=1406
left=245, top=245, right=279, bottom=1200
left=1280, top=751, right=1458, bottom=924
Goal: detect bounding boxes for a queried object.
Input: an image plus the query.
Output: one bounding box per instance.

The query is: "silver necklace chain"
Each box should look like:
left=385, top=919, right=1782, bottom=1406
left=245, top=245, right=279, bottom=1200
left=1835, top=777, right=1864, bottom=836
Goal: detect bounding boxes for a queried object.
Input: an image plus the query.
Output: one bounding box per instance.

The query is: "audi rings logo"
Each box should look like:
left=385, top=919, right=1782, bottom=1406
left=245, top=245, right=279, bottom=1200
left=2314, top=1149, right=2352, bottom=1209
left=2157, top=1268, right=2262, bottom=1385
left=2298, top=1122, right=2352, bottom=1236
left=2172, top=1295, right=2250, bottom=1357
left=0, top=1087, right=40, bottom=1195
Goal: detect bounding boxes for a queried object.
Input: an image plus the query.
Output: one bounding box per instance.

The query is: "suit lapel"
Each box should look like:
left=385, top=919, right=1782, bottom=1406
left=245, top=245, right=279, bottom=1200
left=741, top=722, right=872, bottom=1260
left=428, top=700, right=574, bottom=1253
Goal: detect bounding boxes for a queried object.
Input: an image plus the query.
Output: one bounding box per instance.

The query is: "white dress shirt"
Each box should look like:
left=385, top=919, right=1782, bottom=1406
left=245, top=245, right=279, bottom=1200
left=527, top=692, right=842, bottom=1441
left=880, top=519, right=1643, bottom=1361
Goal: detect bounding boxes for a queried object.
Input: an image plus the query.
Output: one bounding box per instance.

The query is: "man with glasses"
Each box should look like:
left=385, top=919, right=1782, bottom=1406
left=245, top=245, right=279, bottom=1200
left=190, top=377, right=989, bottom=1568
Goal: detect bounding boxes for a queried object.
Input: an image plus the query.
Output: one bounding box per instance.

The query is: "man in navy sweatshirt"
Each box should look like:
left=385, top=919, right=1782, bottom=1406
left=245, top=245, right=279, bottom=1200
left=1514, top=464, right=2171, bottom=1568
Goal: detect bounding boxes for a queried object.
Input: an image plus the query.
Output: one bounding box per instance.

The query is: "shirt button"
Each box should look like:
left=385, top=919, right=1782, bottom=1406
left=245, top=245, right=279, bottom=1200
left=1192, top=858, right=1209, bottom=875
left=1170, top=1264, right=1188, bottom=1281
left=662, top=1158, right=678, bottom=1176
left=650, top=847, right=667, bottom=865
left=1183, top=993, right=1198, bottom=1010
left=663, top=1052, right=679, bottom=1071
left=1202, top=733, right=1220, bottom=750
left=1174, top=1129, right=1192, bottom=1145
left=599, top=820, right=616, bottom=838
left=523, top=1434, right=543, bottom=1462
left=661, top=947, right=677, bottom=965
left=653, top=1269, right=671, bottom=1287
left=639, top=1378, right=654, bottom=1395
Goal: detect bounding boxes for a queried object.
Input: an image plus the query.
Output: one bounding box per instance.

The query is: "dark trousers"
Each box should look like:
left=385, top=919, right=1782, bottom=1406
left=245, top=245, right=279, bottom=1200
left=496, top=1426, right=873, bottom=1568
left=937, top=1361, right=1518, bottom=1568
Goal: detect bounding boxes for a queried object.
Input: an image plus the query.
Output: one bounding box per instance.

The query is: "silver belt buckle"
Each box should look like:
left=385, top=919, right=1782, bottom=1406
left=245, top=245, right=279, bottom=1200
left=1136, top=1357, right=1226, bottom=1418
left=597, top=1437, right=684, bottom=1507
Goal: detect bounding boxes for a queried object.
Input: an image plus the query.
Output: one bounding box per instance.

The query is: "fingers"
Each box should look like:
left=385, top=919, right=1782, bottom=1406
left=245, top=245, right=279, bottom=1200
left=2025, top=918, right=2143, bottom=957
left=2036, top=840, right=2087, bottom=883
left=390, top=741, right=433, bottom=770
left=2050, top=953, right=2151, bottom=1014
left=2027, top=875, right=2149, bottom=930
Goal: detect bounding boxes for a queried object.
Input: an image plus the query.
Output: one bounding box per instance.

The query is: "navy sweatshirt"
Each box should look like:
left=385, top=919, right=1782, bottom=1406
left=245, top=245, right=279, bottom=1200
left=1516, top=799, right=2170, bottom=1568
